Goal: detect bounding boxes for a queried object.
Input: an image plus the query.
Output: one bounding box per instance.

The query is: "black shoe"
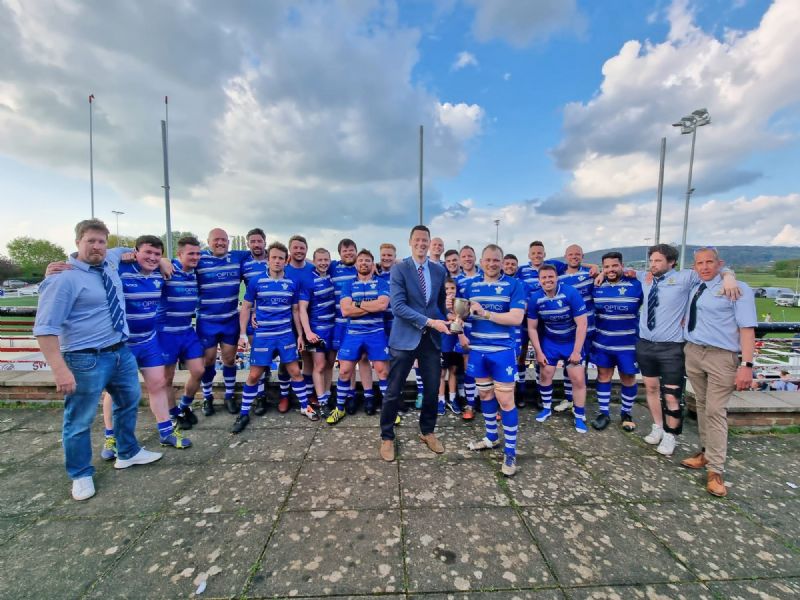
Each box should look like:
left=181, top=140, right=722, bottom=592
left=590, top=412, right=611, bottom=431
left=203, top=397, right=215, bottom=417
left=364, top=400, right=376, bottom=416
left=620, top=411, right=636, bottom=432
left=345, top=396, right=358, bottom=415
left=231, top=413, right=250, bottom=434
left=175, top=412, right=193, bottom=430
left=253, top=393, right=269, bottom=416
left=224, top=395, right=240, bottom=415
left=184, top=406, right=199, bottom=425
left=515, top=396, right=527, bottom=409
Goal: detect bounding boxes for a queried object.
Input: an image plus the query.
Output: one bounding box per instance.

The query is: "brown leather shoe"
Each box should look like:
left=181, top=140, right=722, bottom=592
left=380, top=440, right=395, bottom=462
left=418, top=433, right=444, bottom=454
left=680, top=451, right=708, bottom=470
left=278, top=396, right=290, bottom=413
left=707, top=471, right=727, bottom=497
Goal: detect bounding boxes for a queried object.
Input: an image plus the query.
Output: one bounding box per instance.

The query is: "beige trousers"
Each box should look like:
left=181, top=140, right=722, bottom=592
left=684, top=342, right=738, bottom=473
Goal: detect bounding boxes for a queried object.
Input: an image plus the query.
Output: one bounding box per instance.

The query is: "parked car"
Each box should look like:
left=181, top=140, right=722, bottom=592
left=762, top=287, right=794, bottom=299
left=17, top=283, right=40, bottom=296
left=1, top=279, right=27, bottom=289
left=775, top=292, right=800, bottom=307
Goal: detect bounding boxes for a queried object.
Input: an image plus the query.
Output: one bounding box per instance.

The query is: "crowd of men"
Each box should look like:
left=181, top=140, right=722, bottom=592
left=34, top=219, right=757, bottom=501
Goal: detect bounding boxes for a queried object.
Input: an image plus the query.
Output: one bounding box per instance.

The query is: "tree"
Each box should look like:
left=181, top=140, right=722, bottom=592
left=774, top=259, right=800, bottom=278
left=6, top=237, right=67, bottom=277
left=159, top=231, right=202, bottom=257
left=108, top=234, right=137, bottom=249
left=0, top=254, right=21, bottom=282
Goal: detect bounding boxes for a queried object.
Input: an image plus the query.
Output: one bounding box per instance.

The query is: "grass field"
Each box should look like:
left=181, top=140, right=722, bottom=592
left=739, top=272, right=799, bottom=290
left=0, top=296, right=38, bottom=307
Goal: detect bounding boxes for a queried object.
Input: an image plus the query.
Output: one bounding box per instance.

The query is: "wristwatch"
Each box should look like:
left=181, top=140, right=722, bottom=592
left=739, top=361, right=754, bottom=368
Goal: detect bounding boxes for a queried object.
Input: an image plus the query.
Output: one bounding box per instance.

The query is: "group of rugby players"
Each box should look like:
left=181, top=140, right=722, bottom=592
left=91, top=225, right=667, bottom=478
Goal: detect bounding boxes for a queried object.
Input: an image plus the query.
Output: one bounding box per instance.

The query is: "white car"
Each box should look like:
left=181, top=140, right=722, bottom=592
left=17, top=283, right=40, bottom=296
left=775, top=292, right=800, bottom=307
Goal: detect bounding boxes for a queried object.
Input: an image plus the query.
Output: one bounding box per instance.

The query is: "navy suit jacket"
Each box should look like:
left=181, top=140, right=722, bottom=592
left=388, top=257, right=448, bottom=351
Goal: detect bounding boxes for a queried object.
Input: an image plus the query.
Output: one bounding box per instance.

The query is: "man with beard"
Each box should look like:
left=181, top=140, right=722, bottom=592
left=240, top=229, right=270, bottom=414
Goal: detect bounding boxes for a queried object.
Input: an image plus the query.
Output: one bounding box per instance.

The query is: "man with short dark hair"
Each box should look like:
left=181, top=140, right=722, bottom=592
left=34, top=219, right=162, bottom=501
left=379, top=225, right=450, bottom=461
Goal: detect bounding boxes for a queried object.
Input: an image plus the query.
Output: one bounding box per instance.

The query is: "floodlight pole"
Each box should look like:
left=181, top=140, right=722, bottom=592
left=418, top=125, right=424, bottom=225
left=161, top=119, right=173, bottom=259
left=655, top=137, right=666, bottom=244
left=111, top=210, right=124, bottom=246
left=89, top=94, right=95, bottom=218
left=679, top=125, right=698, bottom=271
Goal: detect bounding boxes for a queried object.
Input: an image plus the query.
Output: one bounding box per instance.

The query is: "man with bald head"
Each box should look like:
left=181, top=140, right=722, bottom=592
left=429, top=237, right=444, bottom=264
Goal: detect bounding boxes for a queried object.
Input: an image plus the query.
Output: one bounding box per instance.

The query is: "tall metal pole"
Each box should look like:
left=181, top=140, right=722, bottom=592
left=679, top=126, right=698, bottom=270
left=89, top=94, right=95, bottom=218
left=655, top=137, right=666, bottom=244
left=494, top=219, right=500, bottom=244
left=161, top=120, right=173, bottom=259
left=418, top=125, right=423, bottom=225
left=111, top=210, right=124, bottom=246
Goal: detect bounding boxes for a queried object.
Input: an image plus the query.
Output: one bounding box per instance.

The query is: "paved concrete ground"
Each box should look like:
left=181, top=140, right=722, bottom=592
left=0, top=400, right=799, bottom=600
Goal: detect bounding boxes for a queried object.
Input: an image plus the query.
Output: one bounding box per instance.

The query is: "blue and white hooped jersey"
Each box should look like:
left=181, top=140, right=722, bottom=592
left=341, top=277, right=390, bottom=336
left=244, top=274, right=300, bottom=338
left=527, top=283, right=588, bottom=345
left=375, top=268, right=394, bottom=325
left=459, top=274, right=527, bottom=353
left=285, top=262, right=315, bottom=296
left=592, top=277, right=643, bottom=353
left=159, top=259, right=198, bottom=333
left=558, top=267, right=595, bottom=331
left=196, top=250, right=248, bottom=321
left=240, top=254, right=268, bottom=288
left=517, top=259, right=567, bottom=294
left=329, top=260, right=357, bottom=325
left=117, top=262, right=164, bottom=345
left=304, top=269, right=336, bottom=333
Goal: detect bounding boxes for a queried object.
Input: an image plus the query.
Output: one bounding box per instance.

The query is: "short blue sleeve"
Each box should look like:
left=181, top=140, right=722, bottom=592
left=567, top=286, right=588, bottom=317
left=341, top=279, right=353, bottom=301
left=377, top=278, right=390, bottom=298
left=243, top=278, right=257, bottom=303
left=526, top=292, right=540, bottom=320
left=510, top=279, right=527, bottom=310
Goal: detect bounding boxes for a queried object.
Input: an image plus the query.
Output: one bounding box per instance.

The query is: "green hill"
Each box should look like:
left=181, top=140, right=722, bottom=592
left=584, top=245, right=800, bottom=269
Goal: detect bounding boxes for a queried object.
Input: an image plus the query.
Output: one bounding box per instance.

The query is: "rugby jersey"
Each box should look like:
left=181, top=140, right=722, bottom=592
left=195, top=250, right=248, bottom=322
left=592, top=277, right=643, bottom=353
left=116, top=262, right=164, bottom=345
left=460, top=274, right=526, bottom=353
left=329, top=260, right=357, bottom=328
left=375, top=267, right=393, bottom=329
left=558, top=267, right=595, bottom=332
left=244, top=274, right=300, bottom=339
left=527, top=283, right=588, bottom=344
left=304, top=268, right=336, bottom=334
left=159, top=259, right=198, bottom=333
left=341, top=277, right=389, bottom=336
left=517, top=259, right=567, bottom=294
left=240, top=254, right=268, bottom=287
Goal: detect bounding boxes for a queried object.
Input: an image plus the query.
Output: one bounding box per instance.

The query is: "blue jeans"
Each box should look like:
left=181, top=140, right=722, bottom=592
left=62, top=345, right=141, bottom=479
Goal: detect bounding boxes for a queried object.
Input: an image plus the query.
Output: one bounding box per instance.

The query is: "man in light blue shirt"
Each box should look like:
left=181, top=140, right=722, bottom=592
left=679, top=248, right=756, bottom=497
left=34, top=219, right=162, bottom=501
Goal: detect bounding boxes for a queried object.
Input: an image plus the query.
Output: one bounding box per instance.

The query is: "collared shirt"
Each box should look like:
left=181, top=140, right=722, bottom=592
left=244, top=273, right=300, bottom=338
left=411, top=256, right=432, bottom=304
left=592, top=277, right=643, bottom=353
left=460, top=273, right=527, bottom=353
left=527, top=283, right=588, bottom=344
left=159, top=259, right=198, bottom=333
left=116, top=261, right=165, bottom=346
left=33, top=254, right=128, bottom=352
left=196, top=250, right=248, bottom=321
left=329, top=260, right=358, bottom=325
left=559, top=266, right=595, bottom=332
left=517, top=259, right=567, bottom=294
left=684, top=274, right=757, bottom=352
left=637, top=268, right=699, bottom=343
left=341, top=276, right=390, bottom=335
left=303, top=268, right=336, bottom=333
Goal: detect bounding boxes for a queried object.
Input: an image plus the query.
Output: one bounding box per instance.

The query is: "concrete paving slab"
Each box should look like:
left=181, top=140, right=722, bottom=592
left=0, top=516, right=33, bottom=545
left=0, top=409, right=58, bottom=432
left=88, top=513, right=270, bottom=599
left=631, top=501, right=800, bottom=580
left=309, top=426, right=385, bottom=460
left=288, top=459, right=399, bottom=510
left=396, top=424, right=490, bottom=460
left=403, top=506, right=554, bottom=593
left=729, top=497, right=800, bottom=549
left=166, top=460, right=298, bottom=516
left=546, top=422, right=653, bottom=459
left=522, top=504, right=692, bottom=587
left=565, top=582, right=714, bottom=599
left=514, top=427, right=578, bottom=459
left=506, top=456, right=617, bottom=507
left=249, top=509, right=404, bottom=597
left=0, top=465, right=66, bottom=516
left=0, top=430, right=61, bottom=465
left=724, top=452, right=800, bottom=500
left=705, top=578, right=800, bottom=599
left=728, top=432, right=800, bottom=456
left=583, top=454, right=707, bottom=503
left=410, top=591, right=566, bottom=600
left=0, top=516, right=155, bottom=600
left=400, top=457, right=510, bottom=508
left=218, top=426, right=316, bottom=463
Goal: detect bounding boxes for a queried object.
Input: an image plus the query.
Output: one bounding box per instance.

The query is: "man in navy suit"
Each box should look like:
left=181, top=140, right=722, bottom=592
left=379, top=225, right=451, bottom=461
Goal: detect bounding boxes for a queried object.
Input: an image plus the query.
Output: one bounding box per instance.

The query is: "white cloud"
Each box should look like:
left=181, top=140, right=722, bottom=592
left=451, top=50, right=478, bottom=71
left=503, top=72, right=511, bottom=81
left=436, top=102, right=484, bottom=142
left=772, top=224, right=800, bottom=246
left=551, top=0, right=800, bottom=210
left=465, top=0, right=584, bottom=47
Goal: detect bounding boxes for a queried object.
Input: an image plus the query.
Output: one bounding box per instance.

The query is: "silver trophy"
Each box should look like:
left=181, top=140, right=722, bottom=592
left=449, top=298, right=471, bottom=333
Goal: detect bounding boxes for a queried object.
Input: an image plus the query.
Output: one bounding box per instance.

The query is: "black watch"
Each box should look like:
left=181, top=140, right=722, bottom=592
left=355, top=300, right=362, bottom=308
left=739, top=361, right=754, bottom=368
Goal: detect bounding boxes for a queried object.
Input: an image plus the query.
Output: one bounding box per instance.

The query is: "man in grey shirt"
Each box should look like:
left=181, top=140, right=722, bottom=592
left=34, top=219, right=162, bottom=501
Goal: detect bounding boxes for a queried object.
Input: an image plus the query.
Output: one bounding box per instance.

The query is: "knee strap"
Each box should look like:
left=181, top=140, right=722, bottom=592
left=661, top=383, right=685, bottom=435
left=476, top=381, right=495, bottom=394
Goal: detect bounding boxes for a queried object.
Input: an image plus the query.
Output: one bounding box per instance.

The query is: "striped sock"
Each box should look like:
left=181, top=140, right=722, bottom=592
left=169, top=405, right=181, bottom=418
left=621, top=383, right=638, bottom=414
left=201, top=366, right=215, bottom=399
left=574, top=404, right=586, bottom=421
left=179, top=395, right=193, bottom=410
left=318, top=391, right=330, bottom=407
left=516, top=364, right=527, bottom=395
left=563, top=372, right=573, bottom=402
left=257, top=370, right=267, bottom=396
left=501, top=407, right=519, bottom=458
left=291, top=380, right=308, bottom=410
left=241, top=383, right=257, bottom=416
left=539, top=383, right=553, bottom=411
left=222, top=365, right=236, bottom=399
left=481, top=397, right=499, bottom=442
left=104, top=428, right=114, bottom=438
left=278, top=371, right=290, bottom=397
left=596, top=381, right=612, bottom=415
left=304, top=374, right=314, bottom=397
left=364, top=389, right=375, bottom=406
left=157, top=419, right=174, bottom=439
left=414, top=367, right=424, bottom=395
left=464, top=374, right=476, bottom=407
left=378, top=379, right=388, bottom=397
left=336, top=378, right=349, bottom=410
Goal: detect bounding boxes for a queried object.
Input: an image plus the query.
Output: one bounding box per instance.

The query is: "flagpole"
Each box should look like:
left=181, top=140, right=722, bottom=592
left=161, top=96, right=173, bottom=258
left=89, top=94, right=95, bottom=218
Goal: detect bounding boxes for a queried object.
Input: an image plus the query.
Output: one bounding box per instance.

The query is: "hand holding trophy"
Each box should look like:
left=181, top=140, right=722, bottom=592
left=449, top=297, right=471, bottom=334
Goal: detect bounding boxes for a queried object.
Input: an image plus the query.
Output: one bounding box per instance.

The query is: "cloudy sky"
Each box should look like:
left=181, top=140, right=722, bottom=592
left=2, top=0, right=798, bottom=259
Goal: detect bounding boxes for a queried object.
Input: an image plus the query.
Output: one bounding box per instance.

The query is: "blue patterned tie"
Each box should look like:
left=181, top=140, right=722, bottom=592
left=646, top=276, right=663, bottom=331
left=687, top=282, right=707, bottom=332
left=92, top=265, right=126, bottom=333
left=417, top=264, right=428, bottom=303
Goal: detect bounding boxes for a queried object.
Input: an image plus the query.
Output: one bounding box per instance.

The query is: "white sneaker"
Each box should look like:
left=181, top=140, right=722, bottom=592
left=644, top=424, right=664, bottom=445
left=71, top=476, right=95, bottom=501
left=657, top=432, right=676, bottom=456
left=114, top=447, right=164, bottom=470
left=553, top=399, right=573, bottom=413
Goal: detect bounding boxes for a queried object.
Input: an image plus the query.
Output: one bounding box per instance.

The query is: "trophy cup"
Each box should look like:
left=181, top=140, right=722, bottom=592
left=449, top=298, right=470, bottom=333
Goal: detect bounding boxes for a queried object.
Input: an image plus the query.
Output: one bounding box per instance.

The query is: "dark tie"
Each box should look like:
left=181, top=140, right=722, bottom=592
left=417, top=264, right=427, bottom=303
left=646, top=276, right=663, bottom=331
left=91, top=265, right=126, bottom=333
left=687, top=282, right=707, bottom=332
